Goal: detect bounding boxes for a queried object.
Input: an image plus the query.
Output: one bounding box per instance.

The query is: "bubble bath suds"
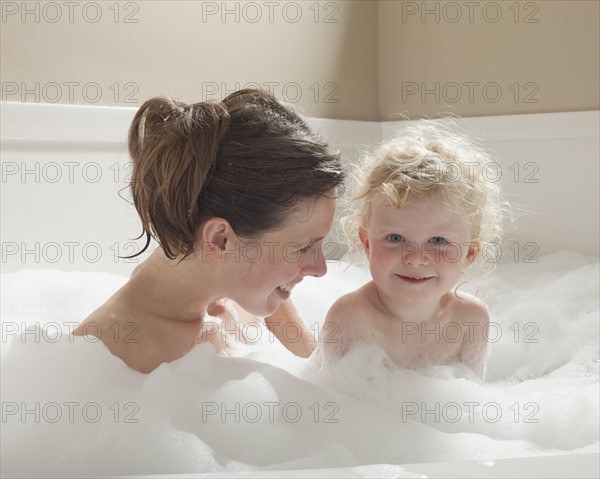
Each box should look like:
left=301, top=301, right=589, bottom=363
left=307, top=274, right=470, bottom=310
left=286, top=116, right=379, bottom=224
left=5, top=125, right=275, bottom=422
left=1, top=251, right=598, bottom=476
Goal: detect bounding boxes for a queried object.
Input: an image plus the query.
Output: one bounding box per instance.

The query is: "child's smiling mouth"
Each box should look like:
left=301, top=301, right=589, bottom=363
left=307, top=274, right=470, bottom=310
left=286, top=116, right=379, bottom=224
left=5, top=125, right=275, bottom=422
left=395, top=274, right=434, bottom=284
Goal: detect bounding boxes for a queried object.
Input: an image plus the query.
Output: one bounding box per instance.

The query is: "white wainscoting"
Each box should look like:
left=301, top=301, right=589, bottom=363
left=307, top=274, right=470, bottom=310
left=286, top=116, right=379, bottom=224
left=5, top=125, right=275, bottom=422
left=383, top=111, right=600, bottom=263
left=1, top=103, right=598, bottom=274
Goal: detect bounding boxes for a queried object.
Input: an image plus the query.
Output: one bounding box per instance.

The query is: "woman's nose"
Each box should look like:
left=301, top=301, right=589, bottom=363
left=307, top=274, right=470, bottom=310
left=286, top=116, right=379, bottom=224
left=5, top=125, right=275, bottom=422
left=303, top=243, right=328, bottom=278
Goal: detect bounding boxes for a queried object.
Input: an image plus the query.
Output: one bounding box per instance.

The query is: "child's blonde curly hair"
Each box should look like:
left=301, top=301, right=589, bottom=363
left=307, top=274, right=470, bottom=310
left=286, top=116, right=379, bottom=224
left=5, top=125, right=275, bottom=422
left=339, top=120, right=511, bottom=275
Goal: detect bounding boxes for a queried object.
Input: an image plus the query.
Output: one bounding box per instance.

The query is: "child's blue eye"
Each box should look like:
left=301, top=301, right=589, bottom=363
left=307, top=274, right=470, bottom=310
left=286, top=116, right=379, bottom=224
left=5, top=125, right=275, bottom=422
left=387, top=234, right=404, bottom=243
left=429, top=236, right=447, bottom=245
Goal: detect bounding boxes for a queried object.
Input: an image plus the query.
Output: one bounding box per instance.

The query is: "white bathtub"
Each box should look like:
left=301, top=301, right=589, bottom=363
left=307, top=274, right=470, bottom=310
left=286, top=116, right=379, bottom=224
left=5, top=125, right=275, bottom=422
left=121, top=454, right=599, bottom=478
left=1, top=103, right=599, bottom=273
left=1, top=103, right=599, bottom=478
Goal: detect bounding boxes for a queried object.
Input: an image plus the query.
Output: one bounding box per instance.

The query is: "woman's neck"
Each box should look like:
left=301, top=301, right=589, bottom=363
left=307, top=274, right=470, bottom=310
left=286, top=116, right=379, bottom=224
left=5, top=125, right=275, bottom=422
left=124, top=248, right=225, bottom=324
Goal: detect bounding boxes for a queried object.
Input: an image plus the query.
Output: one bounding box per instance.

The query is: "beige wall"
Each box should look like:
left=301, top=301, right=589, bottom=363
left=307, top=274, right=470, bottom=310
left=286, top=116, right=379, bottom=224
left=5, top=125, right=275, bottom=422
left=1, top=0, right=379, bottom=120
left=379, top=0, right=600, bottom=119
left=1, top=0, right=598, bottom=120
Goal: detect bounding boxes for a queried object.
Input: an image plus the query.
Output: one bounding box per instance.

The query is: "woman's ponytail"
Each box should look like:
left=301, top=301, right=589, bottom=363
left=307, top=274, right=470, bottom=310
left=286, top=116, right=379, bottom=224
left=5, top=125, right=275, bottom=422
left=128, top=97, right=230, bottom=259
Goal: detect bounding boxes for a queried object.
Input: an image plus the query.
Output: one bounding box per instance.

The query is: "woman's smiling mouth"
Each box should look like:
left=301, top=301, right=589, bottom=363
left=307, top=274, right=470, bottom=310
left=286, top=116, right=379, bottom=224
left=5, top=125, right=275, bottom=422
left=276, top=282, right=299, bottom=299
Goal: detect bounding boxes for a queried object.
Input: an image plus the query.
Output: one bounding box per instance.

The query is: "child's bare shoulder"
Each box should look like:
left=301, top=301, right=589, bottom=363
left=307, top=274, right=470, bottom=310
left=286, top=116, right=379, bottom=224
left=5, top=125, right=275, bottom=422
left=324, top=283, right=377, bottom=332
left=448, top=291, right=490, bottom=326
left=327, top=286, right=370, bottom=321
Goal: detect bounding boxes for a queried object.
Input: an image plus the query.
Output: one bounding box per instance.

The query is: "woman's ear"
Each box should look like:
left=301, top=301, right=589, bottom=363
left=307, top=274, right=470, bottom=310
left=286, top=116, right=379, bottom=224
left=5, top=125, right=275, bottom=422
left=199, top=218, right=233, bottom=262
left=463, top=242, right=480, bottom=267
left=358, top=226, right=370, bottom=256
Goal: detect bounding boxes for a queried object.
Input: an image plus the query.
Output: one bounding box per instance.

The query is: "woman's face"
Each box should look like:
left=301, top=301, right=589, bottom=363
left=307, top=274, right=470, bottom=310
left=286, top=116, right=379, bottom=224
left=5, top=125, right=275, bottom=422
left=231, top=193, right=337, bottom=317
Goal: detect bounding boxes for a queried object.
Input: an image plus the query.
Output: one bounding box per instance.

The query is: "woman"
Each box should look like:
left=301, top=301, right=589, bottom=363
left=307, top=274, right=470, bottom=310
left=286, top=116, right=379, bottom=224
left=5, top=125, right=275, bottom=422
left=73, top=89, right=345, bottom=373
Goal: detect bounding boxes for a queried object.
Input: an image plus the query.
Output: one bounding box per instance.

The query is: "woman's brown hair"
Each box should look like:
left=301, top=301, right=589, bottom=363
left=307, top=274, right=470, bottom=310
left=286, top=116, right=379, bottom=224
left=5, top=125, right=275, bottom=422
left=128, top=89, right=345, bottom=260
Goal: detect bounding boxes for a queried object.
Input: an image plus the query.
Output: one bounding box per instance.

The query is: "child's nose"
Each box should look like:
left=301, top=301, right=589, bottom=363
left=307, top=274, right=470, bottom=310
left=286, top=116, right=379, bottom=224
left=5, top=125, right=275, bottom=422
left=402, top=242, right=429, bottom=266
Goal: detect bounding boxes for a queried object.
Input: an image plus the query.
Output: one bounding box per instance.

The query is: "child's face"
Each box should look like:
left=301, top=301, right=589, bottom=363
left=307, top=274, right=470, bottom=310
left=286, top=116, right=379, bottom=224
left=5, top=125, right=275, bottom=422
left=359, top=196, right=478, bottom=306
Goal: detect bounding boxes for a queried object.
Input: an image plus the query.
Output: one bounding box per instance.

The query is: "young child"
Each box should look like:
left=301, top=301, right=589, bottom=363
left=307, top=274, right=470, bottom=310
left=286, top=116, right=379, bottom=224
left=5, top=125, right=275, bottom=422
left=317, top=121, right=507, bottom=381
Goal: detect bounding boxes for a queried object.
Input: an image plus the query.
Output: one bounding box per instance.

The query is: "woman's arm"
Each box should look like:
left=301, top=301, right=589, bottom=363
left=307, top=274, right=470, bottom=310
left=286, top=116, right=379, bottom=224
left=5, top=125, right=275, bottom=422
left=264, top=299, right=316, bottom=358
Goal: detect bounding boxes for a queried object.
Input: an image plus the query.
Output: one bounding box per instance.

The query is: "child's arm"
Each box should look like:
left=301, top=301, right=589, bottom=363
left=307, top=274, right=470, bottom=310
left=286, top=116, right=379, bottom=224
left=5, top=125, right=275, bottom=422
left=459, top=302, right=491, bottom=381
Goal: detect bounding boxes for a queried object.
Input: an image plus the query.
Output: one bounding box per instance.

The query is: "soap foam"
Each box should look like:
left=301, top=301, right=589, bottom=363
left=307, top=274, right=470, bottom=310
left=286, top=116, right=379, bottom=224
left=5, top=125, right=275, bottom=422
left=1, top=251, right=598, bottom=475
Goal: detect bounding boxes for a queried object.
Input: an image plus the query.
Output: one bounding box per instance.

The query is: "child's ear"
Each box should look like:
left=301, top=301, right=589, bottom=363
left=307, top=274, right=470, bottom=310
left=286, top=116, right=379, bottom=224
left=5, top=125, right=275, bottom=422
left=463, top=242, right=480, bottom=267
left=358, top=226, right=370, bottom=255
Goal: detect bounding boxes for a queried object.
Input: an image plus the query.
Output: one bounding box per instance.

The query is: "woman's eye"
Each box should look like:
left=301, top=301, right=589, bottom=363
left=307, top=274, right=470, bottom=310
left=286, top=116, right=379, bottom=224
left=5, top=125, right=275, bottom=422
left=299, top=242, right=316, bottom=253
left=429, top=236, right=447, bottom=245
left=387, top=234, right=404, bottom=243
